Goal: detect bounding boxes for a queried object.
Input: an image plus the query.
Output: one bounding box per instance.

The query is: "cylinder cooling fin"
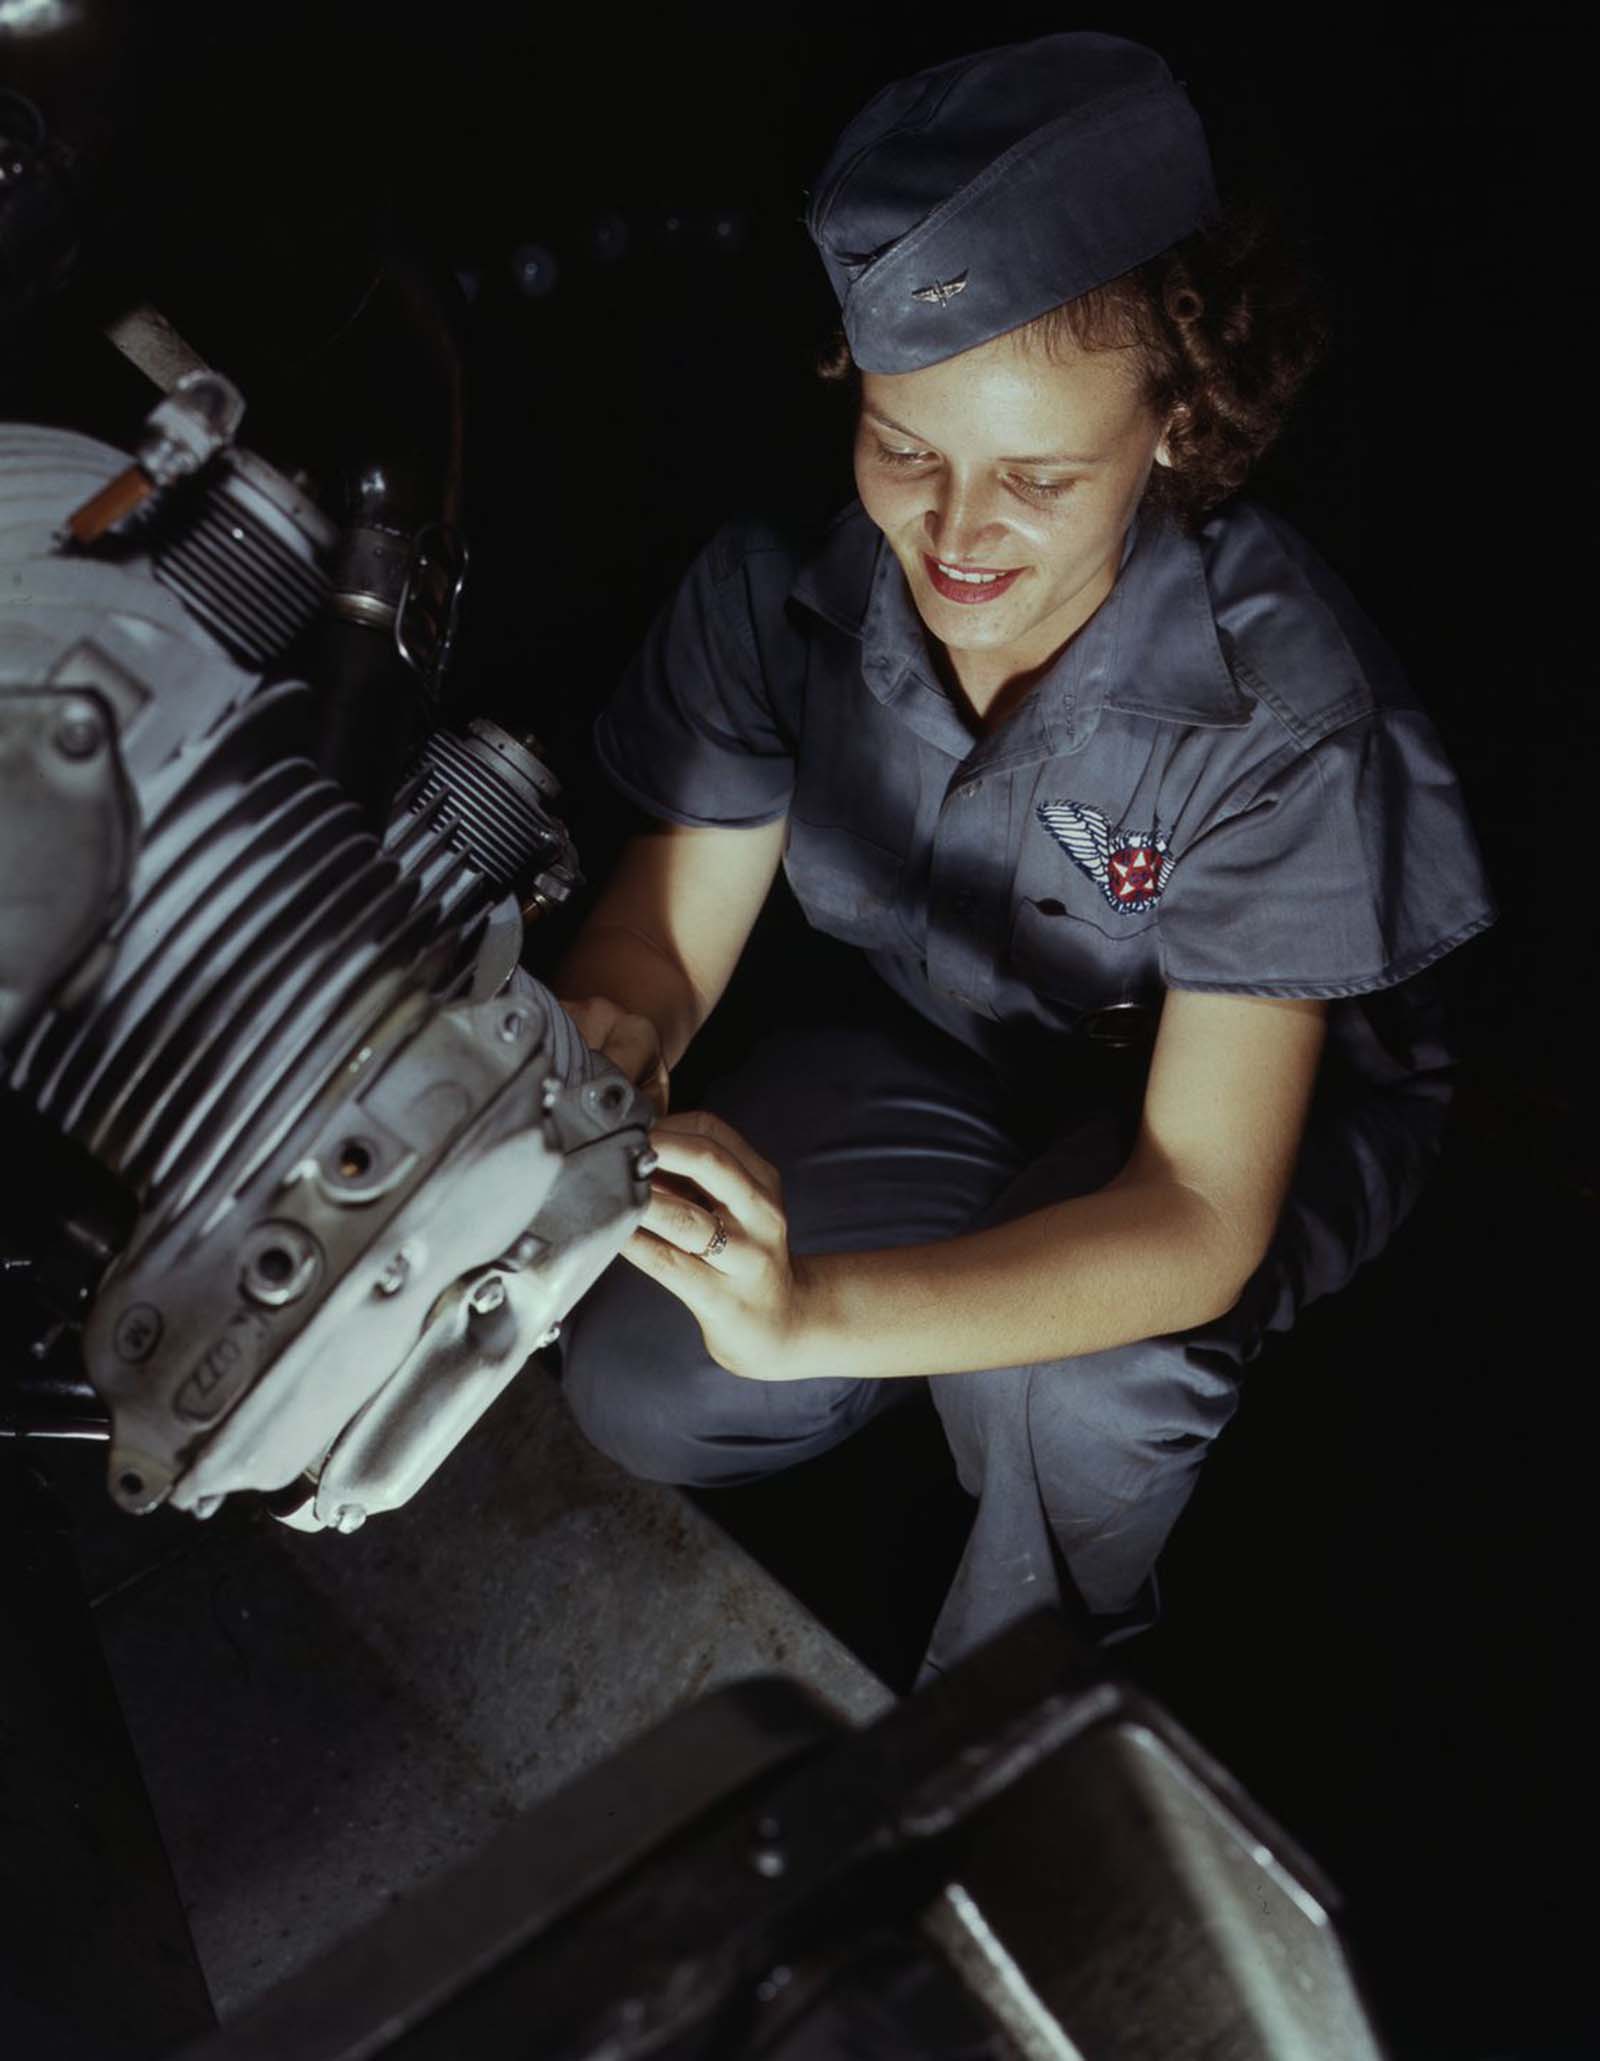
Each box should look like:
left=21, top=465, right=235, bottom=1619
left=9, top=681, right=494, bottom=1238
left=150, top=449, right=336, bottom=669
left=394, top=717, right=581, bottom=911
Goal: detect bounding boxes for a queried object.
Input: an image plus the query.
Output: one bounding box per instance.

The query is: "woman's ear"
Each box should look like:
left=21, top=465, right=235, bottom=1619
left=1154, top=402, right=1191, bottom=470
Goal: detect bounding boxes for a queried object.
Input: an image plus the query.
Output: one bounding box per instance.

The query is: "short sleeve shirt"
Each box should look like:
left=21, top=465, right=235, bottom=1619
left=593, top=497, right=1497, bottom=1096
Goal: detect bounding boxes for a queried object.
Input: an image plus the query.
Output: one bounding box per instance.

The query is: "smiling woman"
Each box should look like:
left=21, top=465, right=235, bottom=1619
left=549, top=30, right=1496, bottom=1681
left=828, top=192, right=1329, bottom=723
left=851, top=332, right=1170, bottom=720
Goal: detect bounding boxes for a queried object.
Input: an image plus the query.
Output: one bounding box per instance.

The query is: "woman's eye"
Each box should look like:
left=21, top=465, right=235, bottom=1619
left=867, top=442, right=1076, bottom=500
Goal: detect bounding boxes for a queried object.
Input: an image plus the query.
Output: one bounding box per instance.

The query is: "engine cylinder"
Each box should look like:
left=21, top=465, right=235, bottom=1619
left=9, top=683, right=492, bottom=1235
left=396, top=717, right=577, bottom=907
left=151, top=451, right=336, bottom=668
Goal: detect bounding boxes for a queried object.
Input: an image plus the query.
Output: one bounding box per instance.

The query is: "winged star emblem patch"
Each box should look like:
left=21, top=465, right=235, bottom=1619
left=911, top=271, right=969, bottom=307
left=1036, top=801, right=1175, bottom=915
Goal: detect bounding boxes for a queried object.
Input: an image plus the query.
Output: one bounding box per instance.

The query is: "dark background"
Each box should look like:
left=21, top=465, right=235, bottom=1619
left=5, top=7, right=1592, bottom=2058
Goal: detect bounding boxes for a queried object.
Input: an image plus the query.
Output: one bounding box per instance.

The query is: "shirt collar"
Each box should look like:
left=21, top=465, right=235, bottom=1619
left=789, top=497, right=1252, bottom=753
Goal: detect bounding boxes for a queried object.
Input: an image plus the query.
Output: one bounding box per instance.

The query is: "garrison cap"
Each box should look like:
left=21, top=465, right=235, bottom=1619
left=806, top=32, right=1218, bottom=373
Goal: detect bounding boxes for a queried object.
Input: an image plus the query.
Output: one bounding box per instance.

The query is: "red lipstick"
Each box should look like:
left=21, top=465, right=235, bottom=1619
left=922, top=553, right=1026, bottom=605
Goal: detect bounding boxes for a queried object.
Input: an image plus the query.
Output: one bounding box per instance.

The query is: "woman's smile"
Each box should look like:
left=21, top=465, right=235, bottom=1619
left=922, top=554, right=1029, bottom=604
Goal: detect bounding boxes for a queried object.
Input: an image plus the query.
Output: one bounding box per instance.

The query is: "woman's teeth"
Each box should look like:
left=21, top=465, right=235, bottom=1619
left=936, top=562, right=1002, bottom=584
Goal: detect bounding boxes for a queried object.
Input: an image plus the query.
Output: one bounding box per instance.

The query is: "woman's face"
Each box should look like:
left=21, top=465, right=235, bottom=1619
left=854, top=327, right=1171, bottom=688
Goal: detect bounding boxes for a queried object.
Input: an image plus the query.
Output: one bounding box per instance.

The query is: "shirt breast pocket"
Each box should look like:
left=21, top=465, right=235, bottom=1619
left=784, top=819, right=906, bottom=950
left=1008, top=896, right=1162, bottom=1016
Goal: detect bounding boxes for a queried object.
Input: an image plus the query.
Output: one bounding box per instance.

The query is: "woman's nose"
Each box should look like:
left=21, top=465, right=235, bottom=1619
left=924, top=480, right=1004, bottom=562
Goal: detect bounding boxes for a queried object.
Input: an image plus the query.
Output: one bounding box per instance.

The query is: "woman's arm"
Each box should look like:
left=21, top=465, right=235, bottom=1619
left=627, top=989, right=1328, bottom=1378
left=551, top=816, right=788, bottom=1103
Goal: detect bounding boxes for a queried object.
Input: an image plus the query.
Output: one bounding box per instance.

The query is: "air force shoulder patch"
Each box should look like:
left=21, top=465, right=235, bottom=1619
left=1036, top=800, right=1174, bottom=915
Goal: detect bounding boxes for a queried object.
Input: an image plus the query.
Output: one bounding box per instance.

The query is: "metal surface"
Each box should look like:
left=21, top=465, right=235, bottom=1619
left=179, top=1610, right=1390, bottom=2061
left=2, top=416, right=643, bottom=1527
left=135, top=370, right=247, bottom=489
left=0, top=1352, right=112, bottom=1438
left=923, top=1885, right=1086, bottom=2061
left=395, top=714, right=582, bottom=912
left=174, top=1676, right=842, bottom=2061
left=928, top=1717, right=1385, bottom=2061
left=328, top=519, right=409, bottom=632
left=72, top=970, right=647, bottom=1522
left=0, top=683, right=133, bottom=1044
left=150, top=444, right=336, bottom=666
left=393, top=518, right=467, bottom=690
left=104, top=300, right=211, bottom=393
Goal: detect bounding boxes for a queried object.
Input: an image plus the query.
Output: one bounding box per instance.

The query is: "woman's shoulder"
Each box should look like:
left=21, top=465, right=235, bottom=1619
left=1193, top=498, right=1421, bottom=746
left=676, top=503, right=877, bottom=643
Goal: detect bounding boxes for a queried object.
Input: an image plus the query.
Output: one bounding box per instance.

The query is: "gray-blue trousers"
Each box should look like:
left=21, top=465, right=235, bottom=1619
left=561, top=988, right=1445, bottom=1681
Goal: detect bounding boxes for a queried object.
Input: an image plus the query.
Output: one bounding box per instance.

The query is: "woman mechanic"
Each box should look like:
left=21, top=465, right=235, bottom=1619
left=549, top=32, right=1496, bottom=1678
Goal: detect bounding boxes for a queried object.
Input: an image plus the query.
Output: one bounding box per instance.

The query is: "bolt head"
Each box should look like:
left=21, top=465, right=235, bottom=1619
left=53, top=704, right=103, bottom=759
left=499, top=1010, right=525, bottom=1043
left=634, top=1147, right=660, bottom=1180
left=332, top=1504, right=367, bottom=1534
left=467, top=1274, right=507, bottom=1316
left=533, top=1323, right=561, bottom=1350
left=374, top=1254, right=410, bottom=1297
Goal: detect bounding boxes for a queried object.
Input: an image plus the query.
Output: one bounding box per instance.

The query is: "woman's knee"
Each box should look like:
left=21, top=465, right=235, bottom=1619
left=559, top=1262, right=726, bottom=1484
left=560, top=1257, right=890, bottom=1487
left=932, top=1338, right=1243, bottom=1488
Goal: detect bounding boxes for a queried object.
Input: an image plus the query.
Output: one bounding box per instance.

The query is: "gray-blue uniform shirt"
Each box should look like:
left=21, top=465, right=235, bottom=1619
left=595, top=495, right=1497, bottom=1265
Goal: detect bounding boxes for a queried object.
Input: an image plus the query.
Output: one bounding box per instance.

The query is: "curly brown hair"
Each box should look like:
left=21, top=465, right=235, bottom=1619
left=818, top=199, right=1330, bottom=533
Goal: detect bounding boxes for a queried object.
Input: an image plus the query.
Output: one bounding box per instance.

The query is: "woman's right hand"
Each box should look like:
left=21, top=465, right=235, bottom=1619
left=558, top=995, right=671, bottom=1117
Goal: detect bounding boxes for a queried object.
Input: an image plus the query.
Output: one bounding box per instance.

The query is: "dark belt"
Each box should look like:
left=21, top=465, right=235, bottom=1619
left=1077, top=1001, right=1159, bottom=1054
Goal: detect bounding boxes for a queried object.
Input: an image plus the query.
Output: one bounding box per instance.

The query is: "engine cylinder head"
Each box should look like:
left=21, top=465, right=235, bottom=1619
left=395, top=718, right=577, bottom=906
left=152, top=451, right=336, bottom=668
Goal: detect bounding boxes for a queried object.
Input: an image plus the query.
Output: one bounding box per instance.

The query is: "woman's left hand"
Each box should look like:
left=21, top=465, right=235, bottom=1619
left=621, top=1110, right=821, bottom=1382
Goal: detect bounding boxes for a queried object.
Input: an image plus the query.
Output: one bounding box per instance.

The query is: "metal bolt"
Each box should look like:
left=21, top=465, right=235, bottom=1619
left=241, top=1224, right=320, bottom=1308
left=499, top=1010, right=526, bottom=1043
left=467, top=1274, right=506, bottom=1316
left=540, top=1074, right=561, bottom=1112
left=583, top=1078, right=629, bottom=1122
left=533, top=1323, right=560, bottom=1350
left=506, top=1233, right=544, bottom=1269
left=634, top=1147, right=660, bottom=1180
left=374, top=1253, right=410, bottom=1297
left=332, top=1504, right=367, bottom=1534
left=53, top=703, right=103, bottom=759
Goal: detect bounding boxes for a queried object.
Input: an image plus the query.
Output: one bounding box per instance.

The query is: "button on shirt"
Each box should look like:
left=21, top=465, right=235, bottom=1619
left=593, top=497, right=1497, bottom=1096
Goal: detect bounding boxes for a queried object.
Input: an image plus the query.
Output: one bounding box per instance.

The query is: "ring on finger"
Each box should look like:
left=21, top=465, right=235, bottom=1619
left=699, top=1212, right=729, bottom=1262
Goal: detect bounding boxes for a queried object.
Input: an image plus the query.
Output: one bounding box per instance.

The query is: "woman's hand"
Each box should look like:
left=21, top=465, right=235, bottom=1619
left=559, top=995, right=671, bottom=1118
left=622, top=1110, right=823, bottom=1381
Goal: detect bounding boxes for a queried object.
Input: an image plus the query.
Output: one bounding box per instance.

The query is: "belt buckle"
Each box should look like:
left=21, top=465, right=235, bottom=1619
left=1079, top=1001, right=1157, bottom=1053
